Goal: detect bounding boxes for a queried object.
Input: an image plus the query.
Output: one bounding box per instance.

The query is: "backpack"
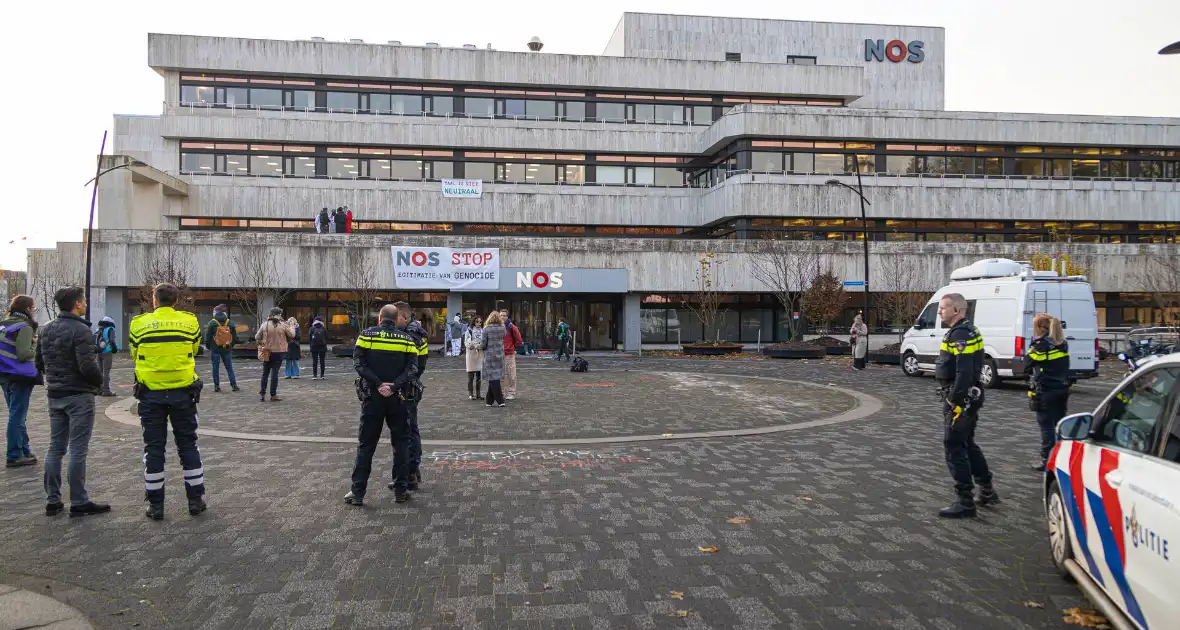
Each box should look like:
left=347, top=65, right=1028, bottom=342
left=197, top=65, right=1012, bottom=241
left=212, top=319, right=233, bottom=348
left=318, top=210, right=330, bottom=230
left=571, top=357, right=589, bottom=373
left=310, top=325, right=326, bottom=346
left=94, top=327, right=111, bottom=352
left=557, top=323, right=569, bottom=340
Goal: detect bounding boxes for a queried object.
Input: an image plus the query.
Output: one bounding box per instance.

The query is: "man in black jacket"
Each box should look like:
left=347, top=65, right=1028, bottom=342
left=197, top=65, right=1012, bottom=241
left=345, top=303, right=420, bottom=506
left=34, top=287, right=110, bottom=517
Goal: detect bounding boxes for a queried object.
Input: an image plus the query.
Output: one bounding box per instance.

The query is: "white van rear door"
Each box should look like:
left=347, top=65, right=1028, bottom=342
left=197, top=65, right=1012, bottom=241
left=1060, top=283, right=1098, bottom=373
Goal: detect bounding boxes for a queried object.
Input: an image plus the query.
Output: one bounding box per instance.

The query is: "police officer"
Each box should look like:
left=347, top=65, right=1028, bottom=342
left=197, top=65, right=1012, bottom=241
left=128, top=283, right=207, bottom=521
left=934, top=292, right=999, bottom=518
left=1023, top=313, right=1071, bottom=471
left=346, top=303, right=420, bottom=506
left=389, top=306, right=428, bottom=493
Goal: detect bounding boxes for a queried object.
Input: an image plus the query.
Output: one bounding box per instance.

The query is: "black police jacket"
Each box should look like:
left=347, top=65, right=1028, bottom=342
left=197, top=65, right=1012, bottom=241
left=353, top=321, right=419, bottom=388
left=402, top=322, right=429, bottom=376
left=934, top=318, right=984, bottom=406
left=1023, top=337, right=1070, bottom=392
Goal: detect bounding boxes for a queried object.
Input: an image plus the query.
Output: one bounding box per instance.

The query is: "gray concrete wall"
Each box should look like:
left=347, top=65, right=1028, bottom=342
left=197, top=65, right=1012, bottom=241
left=52, top=230, right=1178, bottom=294
left=147, top=34, right=867, bottom=103
left=170, top=173, right=1180, bottom=226
left=616, top=13, right=945, bottom=110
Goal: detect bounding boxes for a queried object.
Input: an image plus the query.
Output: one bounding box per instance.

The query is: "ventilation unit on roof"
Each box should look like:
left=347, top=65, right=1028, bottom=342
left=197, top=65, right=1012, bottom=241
left=349, top=38, right=364, bottom=44
left=310, top=36, right=325, bottom=41
left=424, top=42, right=439, bottom=48
left=527, top=36, right=544, bottom=52
left=487, top=43, right=493, bottom=50
left=462, top=44, right=477, bottom=50
left=388, top=40, right=401, bottom=46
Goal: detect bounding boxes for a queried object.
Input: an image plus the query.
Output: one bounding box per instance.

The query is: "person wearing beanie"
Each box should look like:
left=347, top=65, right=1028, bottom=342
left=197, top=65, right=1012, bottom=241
left=203, top=310, right=241, bottom=393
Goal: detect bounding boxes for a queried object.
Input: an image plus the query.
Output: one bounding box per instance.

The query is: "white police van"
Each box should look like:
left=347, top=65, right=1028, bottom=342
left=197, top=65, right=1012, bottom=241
left=1045, top=353, right=1180, bottom=629
left=900, top=258, right=1099, bottom=388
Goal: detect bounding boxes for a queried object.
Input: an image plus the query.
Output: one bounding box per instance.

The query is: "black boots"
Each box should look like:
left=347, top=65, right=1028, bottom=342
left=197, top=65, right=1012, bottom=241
left=976, top=483, right=1002, bottom=507
left=188, top=497, right=207, bottom=516
left=146, top=502, right=164, bottom=521
left=938, top=491, right=977, bottom=518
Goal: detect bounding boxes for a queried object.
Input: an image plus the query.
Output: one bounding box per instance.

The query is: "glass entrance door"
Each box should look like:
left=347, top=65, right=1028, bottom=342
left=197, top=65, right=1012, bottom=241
left=585, top=302, right=615, bottom=350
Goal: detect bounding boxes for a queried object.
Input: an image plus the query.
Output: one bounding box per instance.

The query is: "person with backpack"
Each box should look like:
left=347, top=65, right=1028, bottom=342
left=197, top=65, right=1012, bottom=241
left=333, top=207, right=347, bottom=234
left=203, top=309, right=240, bottom=393
left=95, top=316, right=119, bottom=396
left=554, top=317, right=571, bottom=362
left=316, top=207, right=331, bottom=234
left=1, top=295, right=40, bottom=468
left=309, top=316, right=328, bottom=379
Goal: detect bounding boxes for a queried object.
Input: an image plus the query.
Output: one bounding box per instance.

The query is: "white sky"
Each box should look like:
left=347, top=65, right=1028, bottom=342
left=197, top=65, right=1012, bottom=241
left=1, top=0, right=1177, bottom=271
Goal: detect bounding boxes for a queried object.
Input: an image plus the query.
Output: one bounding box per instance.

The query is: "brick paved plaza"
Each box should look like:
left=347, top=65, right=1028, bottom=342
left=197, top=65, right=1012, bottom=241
left=0, top=354, right=1120, bottom=629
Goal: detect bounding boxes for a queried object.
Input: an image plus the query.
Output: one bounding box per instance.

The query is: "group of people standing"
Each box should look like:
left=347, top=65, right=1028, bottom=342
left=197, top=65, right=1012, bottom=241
left=457, top=310, right=523, bottom=406
left=314, top=206, right=353, bottom=234
left=200, top=305, right=332, bottom=402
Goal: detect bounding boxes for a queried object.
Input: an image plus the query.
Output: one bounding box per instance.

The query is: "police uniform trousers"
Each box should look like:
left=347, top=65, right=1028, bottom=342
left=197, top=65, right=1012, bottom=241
left=406, top=400, right=422, bottom=477
left=351, top=395, right=411, bottom=496
left=942, top=399, right=992, bottom=494
left=1035, top=389, right=1069, bottom=463
left=139, top=388, right=205, bottom=503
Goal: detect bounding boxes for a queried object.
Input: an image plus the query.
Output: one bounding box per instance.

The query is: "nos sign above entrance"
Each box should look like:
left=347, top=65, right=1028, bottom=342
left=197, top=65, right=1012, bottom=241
left=468, top=268, right=628, bottom=293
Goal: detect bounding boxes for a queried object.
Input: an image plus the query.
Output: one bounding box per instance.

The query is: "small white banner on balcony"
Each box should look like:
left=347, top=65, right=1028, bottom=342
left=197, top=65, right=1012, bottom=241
left=392, top=247, right=499, bottom=290
left=441, top=179, right=482, bottom=198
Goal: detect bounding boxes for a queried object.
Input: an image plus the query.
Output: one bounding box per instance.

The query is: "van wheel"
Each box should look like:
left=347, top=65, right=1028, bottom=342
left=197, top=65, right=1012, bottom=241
left=902, top=352, right=922, bottom=377
left=1046, top=480, right=1076, bottom=581
left=980, top=358, right=1000, bottom=389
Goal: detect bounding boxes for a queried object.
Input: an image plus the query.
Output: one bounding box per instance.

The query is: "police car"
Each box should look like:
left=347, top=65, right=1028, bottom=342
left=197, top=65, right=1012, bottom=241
left=1044, top=353, right=1180, bottom=629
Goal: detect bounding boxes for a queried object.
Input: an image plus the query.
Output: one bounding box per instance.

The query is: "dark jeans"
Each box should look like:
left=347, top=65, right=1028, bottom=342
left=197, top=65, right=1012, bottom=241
left=467, top=371, right=482, bottom=397
left=44, top=393, right=95, bottom=507
left=260, top=356, right=283, bottom=396
left=139, top=388, right=205, bottom=503
left=4, top=381, right=34, bottom=461
left=351, top=395, right=410, bottom=496
left=485, top=380, right=504, bottom=405
left=407, top=401, right=421, bottom=475
left=311, top=350, right=327, bottom=377
left=554, top=339, right=570, bottom=360
left=98, top=353, right=114, bottom=394
left=943, top=401, right=992, bottom=494
left=1035, top=389, right=1070, bottom=463
left=210, top=348, right=237, bottom=388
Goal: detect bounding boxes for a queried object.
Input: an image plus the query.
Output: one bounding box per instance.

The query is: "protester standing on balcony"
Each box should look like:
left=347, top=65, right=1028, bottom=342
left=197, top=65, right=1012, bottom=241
left=284, top=317, right=301, bottom=379
left=850, top=314, right=868, bottom=370
left=333, top=207, right=347, bottom=234
left=344, top=206, right=353, bottom=233
left=317, top=208, right=330, bottom=234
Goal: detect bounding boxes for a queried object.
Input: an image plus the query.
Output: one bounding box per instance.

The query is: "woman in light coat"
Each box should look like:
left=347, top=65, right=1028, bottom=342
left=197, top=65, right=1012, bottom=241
left=850, top=314, right=869, bottom=370
left=479, top=312, right=506, bottom=407
left=464, top=316, right=485, bottom=400
left=255, top=308, right=293, bottom=402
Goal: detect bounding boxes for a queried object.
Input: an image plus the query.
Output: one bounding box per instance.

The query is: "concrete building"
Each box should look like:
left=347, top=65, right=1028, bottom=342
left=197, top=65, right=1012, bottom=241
left=31, top=12, right=1180, bottom=351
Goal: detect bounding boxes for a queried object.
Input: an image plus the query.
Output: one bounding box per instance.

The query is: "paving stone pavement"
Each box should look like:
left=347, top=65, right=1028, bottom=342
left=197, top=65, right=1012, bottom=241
left=0, top=354, right=1116, bottom=629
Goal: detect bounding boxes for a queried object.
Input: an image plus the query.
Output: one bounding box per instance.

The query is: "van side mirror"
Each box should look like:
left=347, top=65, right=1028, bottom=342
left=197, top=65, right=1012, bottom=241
left=1056, top=413, right=1093, bottom=441
left=912, top=320, right=925, bottom=330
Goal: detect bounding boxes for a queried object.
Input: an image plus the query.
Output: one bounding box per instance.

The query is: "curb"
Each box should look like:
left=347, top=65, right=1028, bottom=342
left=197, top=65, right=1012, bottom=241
left=103, top=371, right=883, bottom=447
left=0, top=585, right=94, bottom=630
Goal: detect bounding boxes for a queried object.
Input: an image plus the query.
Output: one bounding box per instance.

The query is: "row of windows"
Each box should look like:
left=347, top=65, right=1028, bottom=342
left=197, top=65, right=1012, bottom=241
left=749, top=151, right=1180, bottom=179
left=177, top=217, right=1180, bottom=244
left=179, top=75, right=843, bottom=126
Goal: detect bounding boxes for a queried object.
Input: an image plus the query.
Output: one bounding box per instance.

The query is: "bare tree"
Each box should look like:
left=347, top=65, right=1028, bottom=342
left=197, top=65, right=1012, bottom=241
left=1136, top=252, right=1180, bottom=329
left=229, top=246, right=291, bottom=330
left=28, top=251, right=82, bottom=320
left=336, top=250, right=384, bottom=340
left=802, top=269, right=847, bottom=335
left=875, top=254, right=929, bottom=335
left=681, top=252, right=728, bottom=344
left=748, top=239, right=821, bottom=341
left=139, top=234, right=195, bottom=312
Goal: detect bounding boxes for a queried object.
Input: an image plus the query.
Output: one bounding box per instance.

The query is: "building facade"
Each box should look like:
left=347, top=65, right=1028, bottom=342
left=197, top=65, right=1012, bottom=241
left=31, top=13, right=1180, bottom=350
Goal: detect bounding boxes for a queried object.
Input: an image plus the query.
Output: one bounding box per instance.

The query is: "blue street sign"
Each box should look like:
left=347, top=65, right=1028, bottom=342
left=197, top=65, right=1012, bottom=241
left=842, top=281, right=865, bottom=287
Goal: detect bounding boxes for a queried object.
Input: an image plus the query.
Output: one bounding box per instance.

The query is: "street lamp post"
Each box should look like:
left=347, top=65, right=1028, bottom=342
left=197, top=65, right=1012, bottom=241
left=825, top=174, right=872, bottom=346
left=82, top=147, right=146, bottom=318
left=1159, top=40, right=1180, bottom=55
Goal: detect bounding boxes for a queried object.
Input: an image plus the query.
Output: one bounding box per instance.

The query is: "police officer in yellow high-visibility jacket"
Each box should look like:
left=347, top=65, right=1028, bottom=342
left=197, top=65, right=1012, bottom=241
left=128, top=283, right=207, bottom=521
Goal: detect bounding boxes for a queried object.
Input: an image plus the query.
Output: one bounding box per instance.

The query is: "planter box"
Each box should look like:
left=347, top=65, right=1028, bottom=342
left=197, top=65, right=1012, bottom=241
left=867, top=352, right=901, bottom=365
left=821, top=346, right=851, bottom=356
left=762, top=347, right=827, bottom=359
left=681, top=344, right=744, bottom=356
left=333, top=345, right=354, bottom=358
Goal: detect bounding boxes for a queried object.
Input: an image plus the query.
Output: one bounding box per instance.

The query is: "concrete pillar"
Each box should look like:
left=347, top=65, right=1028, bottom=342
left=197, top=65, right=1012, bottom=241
left=106, top=288, right=126, bottom=347
left=447, top=292, right=463, bottom=320
left=623, top=293, right=641, bottom=353
left=87, top=287, right=107, bottom=331
left=257, top=290, right=276, bottom=324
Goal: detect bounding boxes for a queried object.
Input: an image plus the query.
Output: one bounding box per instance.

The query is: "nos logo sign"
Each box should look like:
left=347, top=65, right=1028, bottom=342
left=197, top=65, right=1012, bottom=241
left=864, top=39, right=925, bottom=63
left=516, top=271, right=564, bottom=289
